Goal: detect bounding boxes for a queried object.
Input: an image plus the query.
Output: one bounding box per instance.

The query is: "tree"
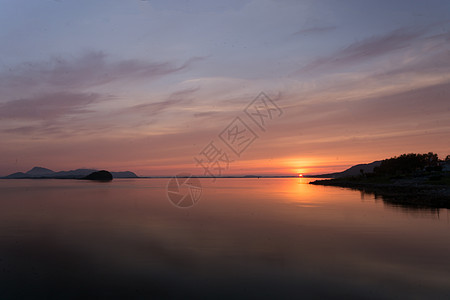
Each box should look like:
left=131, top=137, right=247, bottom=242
left=374, top=152, right=440, bottom=175
left=446, top=155, right=450, bottom=162
left=424, top=152, right=439, bottom=167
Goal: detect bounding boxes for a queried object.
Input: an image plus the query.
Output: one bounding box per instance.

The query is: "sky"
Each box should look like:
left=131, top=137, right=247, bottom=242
left=0, top=0, right=449, bottom=176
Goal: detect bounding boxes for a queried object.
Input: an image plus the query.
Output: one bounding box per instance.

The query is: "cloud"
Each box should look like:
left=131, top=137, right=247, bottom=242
left=0, top=87, right=204, bottom=138
left=0, top=53, right=204, bottom=137
left=2, top=125, right=67, bottom=136
left=123, top=87, right=199, bottom=116
left=292, top=26, right=337, bottom=36
left=193, top=111, right=220, bottom=118
left=374, top=32, right=450, bottom=78
left=147, top=0, right=250, bottom=13
left=0, top=51, right=199, bottom=98
left=298, top=28, right=426, bottom=73
left=2, top=126, right=37, bottom=135
left=276, top=80, right=450, bottom=142
left=0, top=92, right=104, bottom=120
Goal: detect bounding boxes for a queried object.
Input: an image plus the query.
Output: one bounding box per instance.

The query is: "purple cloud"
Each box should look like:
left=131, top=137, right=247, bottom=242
left=0, top=53, right=204, bottom=136
left=123, top=87, right=199, bottom=116
left=0, top=51, right=201, bottom=95
left=374, top=33, right=450, bottom=78
left=0, top=92, right=103, bottom=120
left=298, top=28, right=426, bottom=73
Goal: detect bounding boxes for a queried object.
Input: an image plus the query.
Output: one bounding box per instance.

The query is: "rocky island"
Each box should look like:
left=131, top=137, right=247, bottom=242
left=81, top=170, right=113, bottom=181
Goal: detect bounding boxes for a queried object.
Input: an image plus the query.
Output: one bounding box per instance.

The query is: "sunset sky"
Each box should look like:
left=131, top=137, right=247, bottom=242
left=0, top=0, right=449, bottom=176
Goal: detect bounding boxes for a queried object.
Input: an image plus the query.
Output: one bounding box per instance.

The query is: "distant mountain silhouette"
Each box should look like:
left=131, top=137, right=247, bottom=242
left=81, top=170, right=113, bottom=181
left=2, top=167, right=138, bottom=179
left=53, top=169, right=97, bottom=178
left=313, top=161, right=382, bottom=178
left=26, top=167, right=55, bottom=176
left=111, top=171, right=139, bottom=178
left=4, top=172, right=28, bottom=179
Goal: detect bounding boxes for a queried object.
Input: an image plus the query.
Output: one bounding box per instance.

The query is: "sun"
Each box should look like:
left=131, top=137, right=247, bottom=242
left=298, top=173, right=303, bottom=177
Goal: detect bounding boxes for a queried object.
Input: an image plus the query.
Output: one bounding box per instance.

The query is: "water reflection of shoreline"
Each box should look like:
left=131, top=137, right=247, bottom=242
left=359, top=189, right=446, bottom=217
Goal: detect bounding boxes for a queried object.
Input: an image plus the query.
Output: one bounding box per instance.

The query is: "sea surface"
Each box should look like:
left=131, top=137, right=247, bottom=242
left=0, top=178, right=449, bottom=299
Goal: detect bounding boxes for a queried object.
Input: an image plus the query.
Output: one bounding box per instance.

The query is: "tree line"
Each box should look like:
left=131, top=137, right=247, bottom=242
left=373, top=152, right=449, bottom=176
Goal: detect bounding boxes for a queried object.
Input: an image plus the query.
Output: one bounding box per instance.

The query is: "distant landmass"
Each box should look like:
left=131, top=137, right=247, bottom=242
left=81, top=170, right=113, bottom=181
left=309, top=161, right=382, bottom=178
left=2, top=167, right=138, bottom=179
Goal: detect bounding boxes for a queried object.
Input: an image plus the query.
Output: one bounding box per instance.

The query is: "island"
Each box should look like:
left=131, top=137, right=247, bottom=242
left=81, top=170, right=113, bottom=181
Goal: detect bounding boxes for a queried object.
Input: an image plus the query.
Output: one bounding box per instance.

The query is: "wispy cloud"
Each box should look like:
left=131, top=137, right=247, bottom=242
left=292, top=25, right=337, bottom=36
left=0, top=92, right=104, bottom=120
left=122, top=87, right=199, bottom=117
left=0, top=51, right=200, bottom=98
left=298, top=28, right=426, bottom=73
left=2, top=125, right=66, bottom=136
left=0, top=53, right=204, bottom=137
left=374, top=32, right=450, bottom=78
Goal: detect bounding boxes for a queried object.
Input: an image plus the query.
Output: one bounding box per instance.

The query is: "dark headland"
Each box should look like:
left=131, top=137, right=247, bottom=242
left=310, top=153, right=450, bottom=208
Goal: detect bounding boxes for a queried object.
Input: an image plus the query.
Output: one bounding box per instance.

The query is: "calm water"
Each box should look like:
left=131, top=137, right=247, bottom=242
left=0, top=178, right=449, bottom=299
